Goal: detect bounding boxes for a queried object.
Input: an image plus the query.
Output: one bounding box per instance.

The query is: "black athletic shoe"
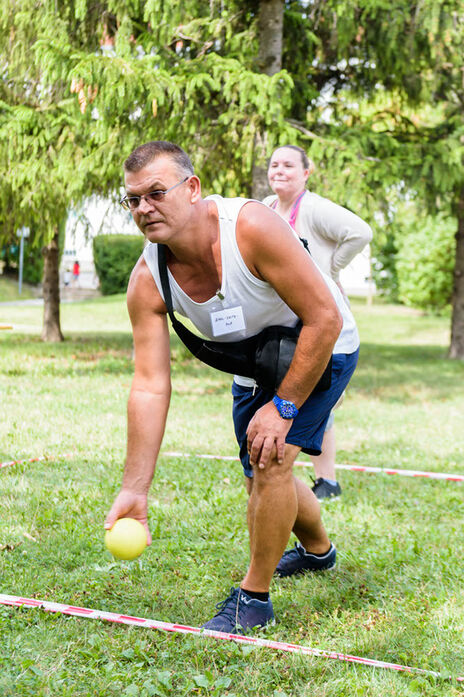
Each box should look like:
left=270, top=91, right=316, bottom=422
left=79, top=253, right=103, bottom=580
left=201, top=587, right=274, bottom=634
left=275, top=542, right=336, bottom=578
left=311, top=478, right=342, bottom=500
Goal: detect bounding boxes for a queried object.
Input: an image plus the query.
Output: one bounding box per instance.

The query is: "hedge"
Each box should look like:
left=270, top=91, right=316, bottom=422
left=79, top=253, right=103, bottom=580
left=93, top=234, right=144, bottom=295
left=396, top=214, right=456, bottom=313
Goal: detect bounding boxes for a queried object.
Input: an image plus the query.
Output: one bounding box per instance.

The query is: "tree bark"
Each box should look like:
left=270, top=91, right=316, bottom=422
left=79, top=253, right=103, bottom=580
left=41, top=227, right=64, bottom=342
left=449, top=186, right=464, bottom=359
left=252, top=0, right=284, bottom=200
left=252, top=131, right=272, bottom=200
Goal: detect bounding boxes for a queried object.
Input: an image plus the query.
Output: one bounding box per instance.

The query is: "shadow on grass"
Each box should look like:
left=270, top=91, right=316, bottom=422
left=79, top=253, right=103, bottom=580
left=3, top=334, right=463, bottom=396
left=1, top=333, right=133, bottom=352
left=352, top=343, right=464, bottom=402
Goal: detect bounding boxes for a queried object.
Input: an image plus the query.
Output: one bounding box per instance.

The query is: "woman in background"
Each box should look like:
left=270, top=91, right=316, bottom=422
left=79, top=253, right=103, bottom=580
left=264, top=145, right=372, bottom=500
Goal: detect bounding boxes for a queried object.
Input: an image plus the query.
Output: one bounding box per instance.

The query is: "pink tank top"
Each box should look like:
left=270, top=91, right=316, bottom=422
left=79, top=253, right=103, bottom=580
left=270, top=190, right=306, bottom=230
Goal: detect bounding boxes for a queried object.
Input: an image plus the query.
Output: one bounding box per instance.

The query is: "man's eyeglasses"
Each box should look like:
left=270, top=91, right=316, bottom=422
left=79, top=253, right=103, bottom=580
left=119, top=176, right=189, bottom=211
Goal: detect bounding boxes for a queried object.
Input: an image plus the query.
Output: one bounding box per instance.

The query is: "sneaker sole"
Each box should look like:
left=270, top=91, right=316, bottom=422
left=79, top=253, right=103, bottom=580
left=275, top=561, right=336, bottom=578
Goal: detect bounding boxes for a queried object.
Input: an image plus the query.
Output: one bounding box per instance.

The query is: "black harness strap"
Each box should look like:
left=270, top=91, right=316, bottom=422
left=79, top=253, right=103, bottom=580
left=157, top=244, right=258, bottom=378
left=157, top=241, right=331, bottom=393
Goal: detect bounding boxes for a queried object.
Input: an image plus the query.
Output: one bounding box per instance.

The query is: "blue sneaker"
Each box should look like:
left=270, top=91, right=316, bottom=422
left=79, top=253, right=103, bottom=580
left=312, top=478, right=342, bottom=501
left=275, top=542, right=336, bottom=578
left=202, top=587, right=274, bottom=634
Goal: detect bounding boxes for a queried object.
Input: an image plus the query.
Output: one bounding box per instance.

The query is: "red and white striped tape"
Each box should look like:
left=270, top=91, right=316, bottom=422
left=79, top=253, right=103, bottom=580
left=0, top=455, right=50, bottom=470
left=3, top=452, right=462, bottom=483
left=163, top=452, right=464, bottom=483
left=0, top=453, right=74, bottom=470
left=1, top=593, right=461, bottom=682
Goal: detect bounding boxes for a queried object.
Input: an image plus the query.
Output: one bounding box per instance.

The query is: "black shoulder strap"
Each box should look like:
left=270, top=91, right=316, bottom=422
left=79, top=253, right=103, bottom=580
left=155, top=243, right=331, bottom=393
left=157, top=243, right=211, bottom=356
left=157, top=244, right=178, bottom=321
left=157, top=244, right=257, bottom=377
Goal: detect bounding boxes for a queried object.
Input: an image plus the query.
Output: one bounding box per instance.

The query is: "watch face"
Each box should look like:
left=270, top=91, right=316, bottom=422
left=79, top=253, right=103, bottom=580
left=273, top=395, right=298, bottom=418
left=280, top=400, right=297, bottom=418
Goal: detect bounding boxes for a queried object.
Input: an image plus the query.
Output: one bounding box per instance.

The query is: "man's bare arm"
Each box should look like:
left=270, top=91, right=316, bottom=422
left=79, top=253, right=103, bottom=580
left=237, top=202, right=343, bottom=468
left=105, top=256, right=171, bottom=542
left=239, top=201, right=342, bottom=404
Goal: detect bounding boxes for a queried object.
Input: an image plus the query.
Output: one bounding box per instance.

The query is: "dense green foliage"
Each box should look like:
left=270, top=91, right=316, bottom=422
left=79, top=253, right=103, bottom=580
left=2, top=1, right=464, bottom=348
left=1, top=296, right=463, bottom=695
left=0, top=242, right=43, bottom=285
left=93, top=234, right=144, bottom=295
left=396, top=214, right=456, bottom=313
left=371, top=230, right=399, bottom=303
left=4, top=0, right=461, bottom=241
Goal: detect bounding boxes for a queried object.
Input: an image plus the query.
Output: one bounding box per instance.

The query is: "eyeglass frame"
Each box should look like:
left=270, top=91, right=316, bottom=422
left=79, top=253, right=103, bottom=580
left=119, top=176, right=189, bottom=211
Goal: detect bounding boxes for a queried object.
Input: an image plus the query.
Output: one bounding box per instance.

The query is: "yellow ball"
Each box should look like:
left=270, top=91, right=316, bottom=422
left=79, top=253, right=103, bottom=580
left=105, top=518, right=147, bottom=560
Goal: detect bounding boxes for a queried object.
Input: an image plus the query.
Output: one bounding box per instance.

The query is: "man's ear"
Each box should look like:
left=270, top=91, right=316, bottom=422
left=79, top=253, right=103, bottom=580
left=188, top=175, right=202, bottom=203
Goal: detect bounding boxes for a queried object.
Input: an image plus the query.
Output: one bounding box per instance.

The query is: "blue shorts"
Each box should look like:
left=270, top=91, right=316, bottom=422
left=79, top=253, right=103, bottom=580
left=232, top=348, right=359, bottom=478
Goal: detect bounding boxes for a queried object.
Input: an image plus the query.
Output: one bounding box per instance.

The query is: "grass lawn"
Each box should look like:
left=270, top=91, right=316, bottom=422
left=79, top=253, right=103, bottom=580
left=0, top=276, right=39, bottom=303
left=0, top=295, right=463, bottom=696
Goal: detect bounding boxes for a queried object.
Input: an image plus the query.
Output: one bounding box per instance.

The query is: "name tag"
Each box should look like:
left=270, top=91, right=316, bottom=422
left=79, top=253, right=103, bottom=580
left=210, top=305, right=246, bottom=337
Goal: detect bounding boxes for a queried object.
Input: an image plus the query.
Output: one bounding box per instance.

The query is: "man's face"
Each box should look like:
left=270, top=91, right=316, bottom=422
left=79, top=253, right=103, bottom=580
left=124, top=155, right=191, bottom=243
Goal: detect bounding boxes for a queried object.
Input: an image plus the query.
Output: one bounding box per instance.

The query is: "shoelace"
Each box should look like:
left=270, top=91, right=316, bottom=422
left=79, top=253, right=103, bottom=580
left=212, top=587, right=241, bottom=625
left=281, top=542, right=303, bottom=559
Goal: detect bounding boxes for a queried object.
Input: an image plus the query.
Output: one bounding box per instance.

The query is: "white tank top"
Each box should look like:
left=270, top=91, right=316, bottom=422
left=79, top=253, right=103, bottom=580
left=143, top=195, right=359, bottom=385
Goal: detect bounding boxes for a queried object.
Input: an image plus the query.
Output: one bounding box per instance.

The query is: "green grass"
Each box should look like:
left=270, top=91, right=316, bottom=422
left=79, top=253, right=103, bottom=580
left=1, top=295, right=463, bottom=696
left=0, top=276, right=38, bottom=302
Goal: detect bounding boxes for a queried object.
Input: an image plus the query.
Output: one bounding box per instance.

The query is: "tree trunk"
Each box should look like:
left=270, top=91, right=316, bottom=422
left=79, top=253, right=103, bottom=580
left=449, top=186, right=464, bottom=359
left=252, top=131, right=272, bottom=200
left=41, top=227, right=64, bottom=342
left=256, top=0, right=284, bottom=76
left=252, top=0, right=284, bottom=200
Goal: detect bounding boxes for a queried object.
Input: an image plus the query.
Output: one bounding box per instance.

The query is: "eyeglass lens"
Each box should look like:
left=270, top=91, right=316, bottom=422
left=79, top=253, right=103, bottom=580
left=126, top=191, right=165, bottom=209
left=121, top=176, right=188, bottom=210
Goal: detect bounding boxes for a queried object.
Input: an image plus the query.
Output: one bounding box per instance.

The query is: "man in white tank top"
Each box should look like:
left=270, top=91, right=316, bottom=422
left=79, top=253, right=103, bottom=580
left=105, top=141, right=360, bottom=634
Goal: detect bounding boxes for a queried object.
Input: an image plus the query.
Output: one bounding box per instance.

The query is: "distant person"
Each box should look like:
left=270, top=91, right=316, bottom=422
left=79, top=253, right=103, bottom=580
left=264, top=145, right=372, bottom=501
left=105, top=140, right=360, bottom=634
left=63, top=267, right=71, bottom=287
left=72, top=260, right=80, bottom=287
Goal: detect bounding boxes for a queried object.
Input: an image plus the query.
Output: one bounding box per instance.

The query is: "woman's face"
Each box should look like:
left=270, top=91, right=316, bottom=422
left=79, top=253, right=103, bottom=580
left=267, top=147, right=309, bottom=199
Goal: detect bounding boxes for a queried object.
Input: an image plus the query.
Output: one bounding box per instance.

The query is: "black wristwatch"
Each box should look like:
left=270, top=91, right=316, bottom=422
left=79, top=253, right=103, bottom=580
left=272, top=395, right=299, bottom=419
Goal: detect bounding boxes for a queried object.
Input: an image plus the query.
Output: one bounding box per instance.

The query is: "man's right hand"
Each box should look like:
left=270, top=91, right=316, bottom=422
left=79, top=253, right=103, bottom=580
left=104, top=489, right=152, bottom=545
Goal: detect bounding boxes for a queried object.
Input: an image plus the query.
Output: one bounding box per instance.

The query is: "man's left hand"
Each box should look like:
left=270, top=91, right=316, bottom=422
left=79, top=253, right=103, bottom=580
left=246, top=401, right=293, bottom=469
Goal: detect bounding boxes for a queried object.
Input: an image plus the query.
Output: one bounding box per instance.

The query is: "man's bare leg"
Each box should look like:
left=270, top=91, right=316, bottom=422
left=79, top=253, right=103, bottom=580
left=291, top=475, right=331, bottom=552
left=310, top=425, right=337, bottom=480
left=242, top=444, right=330, bottom=592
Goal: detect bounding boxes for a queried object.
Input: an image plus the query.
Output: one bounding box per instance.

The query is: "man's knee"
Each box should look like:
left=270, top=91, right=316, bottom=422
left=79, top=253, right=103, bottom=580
left=251, top=456, right=293, bottom=488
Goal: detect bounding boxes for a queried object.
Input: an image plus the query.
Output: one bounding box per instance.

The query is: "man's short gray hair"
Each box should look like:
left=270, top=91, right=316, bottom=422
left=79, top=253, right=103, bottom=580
left=124, top=141, right=194, bottom=177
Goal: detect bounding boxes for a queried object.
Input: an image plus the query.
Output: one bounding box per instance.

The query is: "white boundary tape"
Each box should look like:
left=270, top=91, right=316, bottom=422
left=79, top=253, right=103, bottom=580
left=0, top=453, right=74, bottom=470
left=1, top=593, right=461, bottom=682
left=2, top=452, right=463, bottom=483
left=163, top=452, right=464, bottom=483
left=0, top=455, right=48, bottom=470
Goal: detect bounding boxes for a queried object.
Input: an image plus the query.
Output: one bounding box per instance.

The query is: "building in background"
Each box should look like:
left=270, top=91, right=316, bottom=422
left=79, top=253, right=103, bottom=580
left=339, top=245, right=374, bottom=299
left=60, top=197, right=138, bottom=290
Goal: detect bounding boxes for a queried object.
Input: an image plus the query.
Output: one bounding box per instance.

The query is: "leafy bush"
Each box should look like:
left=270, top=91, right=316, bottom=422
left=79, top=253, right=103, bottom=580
left=371, top=230, right=399, bottom=303
left=93, top=234, right=144, bottom=295
left=396, top=214, right=455, bottom=313
left=0, top=242, right=43, bottom=284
